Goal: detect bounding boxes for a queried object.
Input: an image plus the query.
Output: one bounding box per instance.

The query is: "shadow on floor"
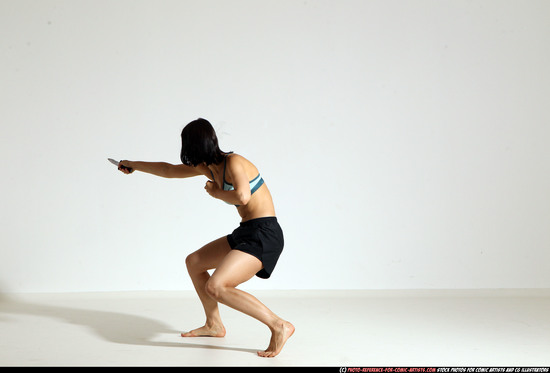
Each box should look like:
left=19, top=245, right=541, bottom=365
left=0, top=293, right=257, bottom=355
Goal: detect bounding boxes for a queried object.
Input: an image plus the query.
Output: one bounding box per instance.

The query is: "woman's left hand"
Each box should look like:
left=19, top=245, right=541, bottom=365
left=204, top=180, right=219, bottom=198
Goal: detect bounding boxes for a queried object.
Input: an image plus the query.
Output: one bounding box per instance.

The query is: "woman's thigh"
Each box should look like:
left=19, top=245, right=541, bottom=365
left=210, top=250, right=263, bottom=288
left=186, top=236, right=232, bottom=273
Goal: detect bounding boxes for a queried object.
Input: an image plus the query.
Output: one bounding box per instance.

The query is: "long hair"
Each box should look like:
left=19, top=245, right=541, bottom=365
left=180, top=118, right=226, bottom=166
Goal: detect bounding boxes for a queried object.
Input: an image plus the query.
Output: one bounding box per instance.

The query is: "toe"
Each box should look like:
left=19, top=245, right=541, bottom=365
left=258, top=350, right=272, bottom=358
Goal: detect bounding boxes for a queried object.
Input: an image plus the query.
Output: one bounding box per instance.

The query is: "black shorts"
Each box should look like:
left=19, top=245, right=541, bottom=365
left=226, top=217, right=284, bottom=279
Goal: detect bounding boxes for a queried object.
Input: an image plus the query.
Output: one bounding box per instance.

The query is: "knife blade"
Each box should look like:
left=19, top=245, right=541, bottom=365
left=108, top=158, right=119, bottom=166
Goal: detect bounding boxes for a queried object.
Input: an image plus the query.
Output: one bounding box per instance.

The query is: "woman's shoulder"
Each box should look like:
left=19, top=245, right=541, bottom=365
left=194, top=163, right=213, bottom=179
left=226, top=152, right=244, bottom=163
left=226, top=153, right=259, bottom=175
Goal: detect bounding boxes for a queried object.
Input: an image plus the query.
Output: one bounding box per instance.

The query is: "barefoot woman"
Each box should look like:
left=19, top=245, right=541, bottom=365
left=118, top=118, right=294, bottom=358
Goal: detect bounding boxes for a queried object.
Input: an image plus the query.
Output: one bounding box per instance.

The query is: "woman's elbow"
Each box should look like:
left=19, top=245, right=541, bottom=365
left=237, top=191, right=251, bottom=206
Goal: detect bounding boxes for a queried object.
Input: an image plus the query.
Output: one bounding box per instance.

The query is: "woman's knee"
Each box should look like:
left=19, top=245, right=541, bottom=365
left=185, top=252, right=201, bottom=274
left=205, top=277, right=226, bottom=301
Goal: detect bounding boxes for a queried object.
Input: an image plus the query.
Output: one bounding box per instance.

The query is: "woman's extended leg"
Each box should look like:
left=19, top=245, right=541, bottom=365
left=205, top=250, right=294, bottom=358
left=183, top=236, right=231, bottom=337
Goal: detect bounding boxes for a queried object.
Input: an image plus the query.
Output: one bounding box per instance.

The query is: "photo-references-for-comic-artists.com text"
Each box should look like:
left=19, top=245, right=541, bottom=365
left=339, top=368, right=549, bottom=373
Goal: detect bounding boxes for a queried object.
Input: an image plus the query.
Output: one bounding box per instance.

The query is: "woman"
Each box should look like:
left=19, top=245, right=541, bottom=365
left=118, top=118, right=294, bottom=358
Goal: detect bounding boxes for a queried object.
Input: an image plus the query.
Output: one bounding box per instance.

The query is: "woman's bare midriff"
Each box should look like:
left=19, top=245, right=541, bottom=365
left=237, top=183, right=276, bottom=222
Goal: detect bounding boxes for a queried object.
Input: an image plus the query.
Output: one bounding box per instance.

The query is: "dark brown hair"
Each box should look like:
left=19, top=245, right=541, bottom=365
left=180, top=118, right=226, bottom=166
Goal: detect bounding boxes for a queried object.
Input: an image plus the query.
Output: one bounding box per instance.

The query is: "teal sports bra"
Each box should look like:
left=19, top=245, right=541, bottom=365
left=211, top=154, right=264, bottom=206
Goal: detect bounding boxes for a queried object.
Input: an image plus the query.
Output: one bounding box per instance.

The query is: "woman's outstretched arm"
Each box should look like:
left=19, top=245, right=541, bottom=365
left=119, top=160, right=204, bottom=179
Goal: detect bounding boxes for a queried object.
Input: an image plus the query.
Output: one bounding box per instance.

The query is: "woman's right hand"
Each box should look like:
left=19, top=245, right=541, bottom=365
left=118, top=160, right=134, bottom=174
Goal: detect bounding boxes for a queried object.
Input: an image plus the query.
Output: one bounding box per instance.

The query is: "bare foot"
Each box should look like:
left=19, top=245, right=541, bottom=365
left=257, top=320, right=295, bottom=358
left=181, top=324, right=226, bottom=337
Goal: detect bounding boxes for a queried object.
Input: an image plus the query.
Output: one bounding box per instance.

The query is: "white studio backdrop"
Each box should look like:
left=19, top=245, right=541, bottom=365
left=1, top=0, right=549, bottom=293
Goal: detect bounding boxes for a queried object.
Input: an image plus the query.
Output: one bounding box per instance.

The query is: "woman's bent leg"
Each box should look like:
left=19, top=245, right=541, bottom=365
left=183, top=236, right=231, bottom=337
left=205, top=250, right=294, bottom=357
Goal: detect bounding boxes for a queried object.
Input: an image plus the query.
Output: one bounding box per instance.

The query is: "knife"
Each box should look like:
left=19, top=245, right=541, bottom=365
left=108, top=158, right=133, bottom=172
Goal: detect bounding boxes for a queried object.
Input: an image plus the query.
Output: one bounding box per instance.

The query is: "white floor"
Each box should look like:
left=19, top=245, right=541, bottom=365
left=0, top=289, right=549, bottom=367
